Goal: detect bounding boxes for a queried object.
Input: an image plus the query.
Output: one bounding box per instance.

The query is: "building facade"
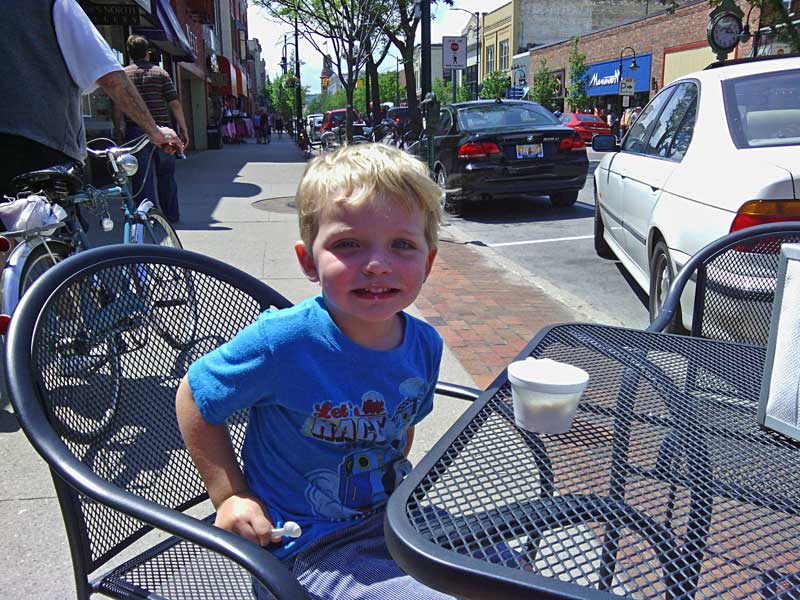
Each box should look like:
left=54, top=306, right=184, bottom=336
left=525, top=0, right=762, bottom=113
left=76, top=0, right=257, bottom=151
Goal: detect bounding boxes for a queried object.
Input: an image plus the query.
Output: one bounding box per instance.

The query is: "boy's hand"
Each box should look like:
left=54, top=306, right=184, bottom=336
left=214, top=492, right=283, bottom=546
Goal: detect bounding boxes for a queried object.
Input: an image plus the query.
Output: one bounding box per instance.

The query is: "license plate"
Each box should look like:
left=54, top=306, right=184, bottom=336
left=516, top=143, right=543, bottom=159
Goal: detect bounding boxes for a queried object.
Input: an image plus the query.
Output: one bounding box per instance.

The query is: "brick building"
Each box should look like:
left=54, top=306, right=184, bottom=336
left=525, top=0, right=759, bottom=113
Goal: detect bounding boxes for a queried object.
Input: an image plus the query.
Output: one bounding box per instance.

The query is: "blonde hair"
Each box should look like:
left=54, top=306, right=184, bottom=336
left=295, top=143, right=443, bottom=250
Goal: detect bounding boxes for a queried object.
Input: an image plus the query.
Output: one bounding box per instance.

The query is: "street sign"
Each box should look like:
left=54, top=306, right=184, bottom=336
left=442, top=36, right=467, bottom=72
left=619, top=77, right=635, bottom=96
left=622, top=95, right=631, bottom=108
left=505, top=86, right=524, bottom=100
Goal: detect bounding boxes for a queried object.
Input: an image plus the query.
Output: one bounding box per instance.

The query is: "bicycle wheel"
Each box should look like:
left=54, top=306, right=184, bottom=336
left=131, top=209, right=182, bottom=248
left=18, top=240, right=74, bottom=301
left=45, top=279, right=123, bottom=445
left=130, top=211, right=198, bottom=349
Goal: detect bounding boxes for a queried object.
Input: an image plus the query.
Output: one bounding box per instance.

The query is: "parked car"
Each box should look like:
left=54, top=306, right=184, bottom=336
left=559, top=112, right=613, bottom=142
left=385, top=106, right=421, bottom=137
left=310, top=116, right=324, bottom=142
left=320, top=108, right=365, bottom=137
left=592, top=54, right=800, bottom=332
left=409, top=99, right=588, bottom=215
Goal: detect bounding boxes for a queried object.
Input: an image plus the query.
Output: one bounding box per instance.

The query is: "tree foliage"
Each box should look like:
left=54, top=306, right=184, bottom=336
left=267, top=72, right=308, bottom=121
left=479, top=70, right=510, bottom=99
left=432, top=77, right=469, bottom=105
left=531, top=58, right=559, bottom=108
left=567, top=36, right=590, bottom=112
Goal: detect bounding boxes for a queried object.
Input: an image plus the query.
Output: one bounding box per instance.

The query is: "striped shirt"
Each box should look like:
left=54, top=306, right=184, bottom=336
left=123, top=60, right=177, bottom=127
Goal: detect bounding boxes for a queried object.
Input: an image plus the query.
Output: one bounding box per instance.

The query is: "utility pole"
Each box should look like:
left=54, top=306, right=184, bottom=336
left=294, top=14, right=302, bottom=141
left=421, top=0, right=431, bottom=98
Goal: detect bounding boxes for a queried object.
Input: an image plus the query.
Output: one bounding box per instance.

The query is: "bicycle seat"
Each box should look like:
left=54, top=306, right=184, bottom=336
left=11, top=162, right=84, bottom=195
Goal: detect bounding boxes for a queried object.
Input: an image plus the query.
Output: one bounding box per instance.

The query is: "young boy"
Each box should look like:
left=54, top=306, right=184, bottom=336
left=176, top=143, right=454, bottom=599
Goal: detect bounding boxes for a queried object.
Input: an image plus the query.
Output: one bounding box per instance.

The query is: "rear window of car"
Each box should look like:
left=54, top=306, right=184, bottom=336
left=724, top=68, right=800, bottom=148
left=330, top=112, right=345, bottom=124
left=457, top=103, right=558, bottom=131
left=576, top=114, right=603, bottom=122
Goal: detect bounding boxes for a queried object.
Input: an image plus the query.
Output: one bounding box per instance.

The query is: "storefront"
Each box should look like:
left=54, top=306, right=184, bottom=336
left=584, top=53, right=652, bottom=115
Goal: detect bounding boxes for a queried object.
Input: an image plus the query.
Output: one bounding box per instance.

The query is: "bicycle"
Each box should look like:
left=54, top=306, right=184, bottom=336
left=2, top=136, right=197, bottom=442
left=319, top=124, right=369, bottom=152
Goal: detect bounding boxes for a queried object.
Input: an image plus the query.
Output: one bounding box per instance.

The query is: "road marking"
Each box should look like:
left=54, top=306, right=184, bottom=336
left=488, top=234, right=593, bottom=248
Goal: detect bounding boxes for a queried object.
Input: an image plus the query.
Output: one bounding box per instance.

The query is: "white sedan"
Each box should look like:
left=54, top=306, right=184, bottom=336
left=593, top=54, right=800, bottom=332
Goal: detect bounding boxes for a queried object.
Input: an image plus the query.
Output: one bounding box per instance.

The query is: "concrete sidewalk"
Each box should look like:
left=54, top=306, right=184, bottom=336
left=0, top=136, right=583, bottom=598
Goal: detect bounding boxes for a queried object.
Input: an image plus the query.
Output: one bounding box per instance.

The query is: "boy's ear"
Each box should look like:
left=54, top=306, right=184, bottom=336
left=423, top=247, right=437, bottom=281
left=295, top=240, right=319, bottom=282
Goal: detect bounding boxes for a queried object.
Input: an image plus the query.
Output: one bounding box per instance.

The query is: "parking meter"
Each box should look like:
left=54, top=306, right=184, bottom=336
left=421, top=92, right=440, bottom=175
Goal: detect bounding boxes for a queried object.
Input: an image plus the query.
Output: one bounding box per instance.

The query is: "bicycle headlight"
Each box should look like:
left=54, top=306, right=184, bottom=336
left=118, top=153, right=139, bottom=177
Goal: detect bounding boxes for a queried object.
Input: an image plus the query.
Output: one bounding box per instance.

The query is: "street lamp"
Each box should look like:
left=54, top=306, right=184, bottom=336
left=281, top=27, right=303, bottom=142
left=449, top=7, right=480, bottom=100
left=513, top=67, right=526, bottom=87
left=617, top=46, right=638, bottom=118
left=395, top=55, right=402, bottom=106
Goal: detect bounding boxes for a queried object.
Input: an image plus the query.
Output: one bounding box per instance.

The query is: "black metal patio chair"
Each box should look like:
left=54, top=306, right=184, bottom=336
left=5, top=244, right=479, bottom=600
left=648, top=221, right=800, bottom=346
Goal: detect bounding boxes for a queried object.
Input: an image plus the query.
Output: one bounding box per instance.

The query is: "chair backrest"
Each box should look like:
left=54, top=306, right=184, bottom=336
left=6, top=244, right=292, bottom=579
left=650, top=222, right=800, bottom=346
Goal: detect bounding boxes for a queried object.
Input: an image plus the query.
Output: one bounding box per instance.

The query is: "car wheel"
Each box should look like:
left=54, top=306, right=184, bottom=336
left=593, top=196, right=615, bottom=259
left=648, top=240, right=685, bottom=333
left=436, top=166, right=462, bottom=216
left=551, top=190, right=579, bottom=208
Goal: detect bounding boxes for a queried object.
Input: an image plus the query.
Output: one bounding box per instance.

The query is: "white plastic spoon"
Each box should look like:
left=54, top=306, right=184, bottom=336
left=272, top=521, right=302, bottom=538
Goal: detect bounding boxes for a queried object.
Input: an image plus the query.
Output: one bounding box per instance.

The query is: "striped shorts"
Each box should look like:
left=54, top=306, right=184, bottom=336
left=254, top=512, right=456, bottom=600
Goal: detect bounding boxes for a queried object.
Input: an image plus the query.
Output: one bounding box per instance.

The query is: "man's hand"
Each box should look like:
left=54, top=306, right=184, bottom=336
left=214, top=492, right=283, bottom=546
left=149, top=126, right=184, bottom=154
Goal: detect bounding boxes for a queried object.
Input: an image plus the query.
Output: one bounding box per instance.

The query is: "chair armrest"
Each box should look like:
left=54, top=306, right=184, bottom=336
left=435, top=381, right=481, bottom=402
left=6, top=358, right=308, bottom=599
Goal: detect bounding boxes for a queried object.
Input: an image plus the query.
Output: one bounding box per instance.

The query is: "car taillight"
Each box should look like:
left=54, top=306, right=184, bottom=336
left=458, top=142, right=501, bottom=160
left=559, top=134, right=584, bottom=151
left=730, top=200, right=800, bottom=232
left=0, top=237, right=10, bottom=252
left=395, top=117, right=401, bottom=124
left=0, top=314, right=10, bottom=336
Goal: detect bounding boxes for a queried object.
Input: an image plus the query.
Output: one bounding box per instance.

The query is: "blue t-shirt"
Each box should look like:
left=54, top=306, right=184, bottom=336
left=187, top=295, right=443, bottom=558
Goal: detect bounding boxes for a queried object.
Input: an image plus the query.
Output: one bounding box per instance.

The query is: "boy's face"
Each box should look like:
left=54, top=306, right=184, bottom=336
left=295, top=197, right=436, bottom=345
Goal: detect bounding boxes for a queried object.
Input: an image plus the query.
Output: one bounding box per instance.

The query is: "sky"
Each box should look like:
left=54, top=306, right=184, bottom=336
left=246, top=0, right=509, bottom=94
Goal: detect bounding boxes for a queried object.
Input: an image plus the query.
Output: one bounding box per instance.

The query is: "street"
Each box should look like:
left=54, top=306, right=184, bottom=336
left=445, top=148, right=650, bottom=330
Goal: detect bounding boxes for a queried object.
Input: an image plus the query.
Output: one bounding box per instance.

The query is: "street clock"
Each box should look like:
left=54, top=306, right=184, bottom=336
left=707, top=0, right=744, bottom=61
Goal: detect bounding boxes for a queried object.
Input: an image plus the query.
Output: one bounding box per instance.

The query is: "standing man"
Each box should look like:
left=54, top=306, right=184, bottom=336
left=113, top=35, right=188, bottom=224
left=0, top=0, right=183, bottom=200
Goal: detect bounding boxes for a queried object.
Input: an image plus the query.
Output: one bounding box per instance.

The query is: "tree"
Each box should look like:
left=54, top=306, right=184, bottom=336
left=649, top=0, right=799, bottom=52
left=531, top=58, right=559, bottom=107
left=375, top=0, right=453, bottom=119
left=567, top=36, right=590, bottom=112
left=432, top=77, right=469, bottom=105
left=254, top=0, right=393, bottom=141
left=479, top=70, right=510, bottom=99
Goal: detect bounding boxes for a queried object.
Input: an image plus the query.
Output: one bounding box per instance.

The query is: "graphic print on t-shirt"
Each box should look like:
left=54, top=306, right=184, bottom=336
left=302, top=378, right=426, bottom=517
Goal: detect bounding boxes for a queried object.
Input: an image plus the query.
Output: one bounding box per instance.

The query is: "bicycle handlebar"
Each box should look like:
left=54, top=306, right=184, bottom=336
left=86, top=135, right=150, bottom=158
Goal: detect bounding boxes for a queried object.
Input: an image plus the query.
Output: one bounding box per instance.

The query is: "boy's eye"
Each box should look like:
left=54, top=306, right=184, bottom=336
left=333, top=239, right=359, bottom=249
left=393, top=240, right=416, bottom=250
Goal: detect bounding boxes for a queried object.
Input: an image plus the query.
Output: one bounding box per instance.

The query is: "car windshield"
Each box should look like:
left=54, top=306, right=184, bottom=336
left=576, top=114, right=603, bottom=122
left=457, top=103, right=558, bottom=131
left=724, top=68, right=800, bottom=148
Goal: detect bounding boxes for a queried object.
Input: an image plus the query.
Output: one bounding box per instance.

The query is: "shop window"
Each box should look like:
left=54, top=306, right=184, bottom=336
left=486, top=45, right=495, bottom=74
left=499, top=40, right=509, bottom=71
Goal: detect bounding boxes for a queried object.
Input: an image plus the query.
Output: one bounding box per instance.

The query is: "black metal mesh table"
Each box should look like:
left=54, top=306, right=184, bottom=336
left=385, top=324, right=800, bottom=600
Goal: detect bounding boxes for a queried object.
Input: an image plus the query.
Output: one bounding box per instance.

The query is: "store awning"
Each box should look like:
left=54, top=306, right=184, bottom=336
left=215, top=56, right=236, bottom=97
left=233, top=64, right=245, bottom=97
left=134, top=0, right=195, bottom=62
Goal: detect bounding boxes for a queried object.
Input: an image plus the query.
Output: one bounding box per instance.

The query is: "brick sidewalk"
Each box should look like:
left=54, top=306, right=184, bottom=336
left=417, top=236, right=579, bottom=389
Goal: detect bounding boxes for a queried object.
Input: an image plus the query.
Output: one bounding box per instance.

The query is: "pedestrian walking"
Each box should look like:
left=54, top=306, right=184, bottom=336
left=113, top=35, right=188, bottom=224
left=275, top=115, right=284, bottom=139
left=263, top=115, right=272, bottom=144
left=254, top=110, right=264, bottom=144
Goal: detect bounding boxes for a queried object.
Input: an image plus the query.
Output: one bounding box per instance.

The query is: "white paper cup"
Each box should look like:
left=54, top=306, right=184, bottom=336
left=507, top=358, right=589, bottom=434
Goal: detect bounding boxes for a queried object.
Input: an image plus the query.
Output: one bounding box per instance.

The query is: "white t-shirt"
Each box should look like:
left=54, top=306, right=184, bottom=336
left=53, top=0, right=122, bottom=93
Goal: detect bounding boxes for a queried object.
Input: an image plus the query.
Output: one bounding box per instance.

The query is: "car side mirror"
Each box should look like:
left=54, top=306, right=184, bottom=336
left=592, top=134, right=619, bottom=152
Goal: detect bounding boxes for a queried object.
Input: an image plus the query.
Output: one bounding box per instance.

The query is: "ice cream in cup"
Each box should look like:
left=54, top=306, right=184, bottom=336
left=507, top=357, right=589, bottom=434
